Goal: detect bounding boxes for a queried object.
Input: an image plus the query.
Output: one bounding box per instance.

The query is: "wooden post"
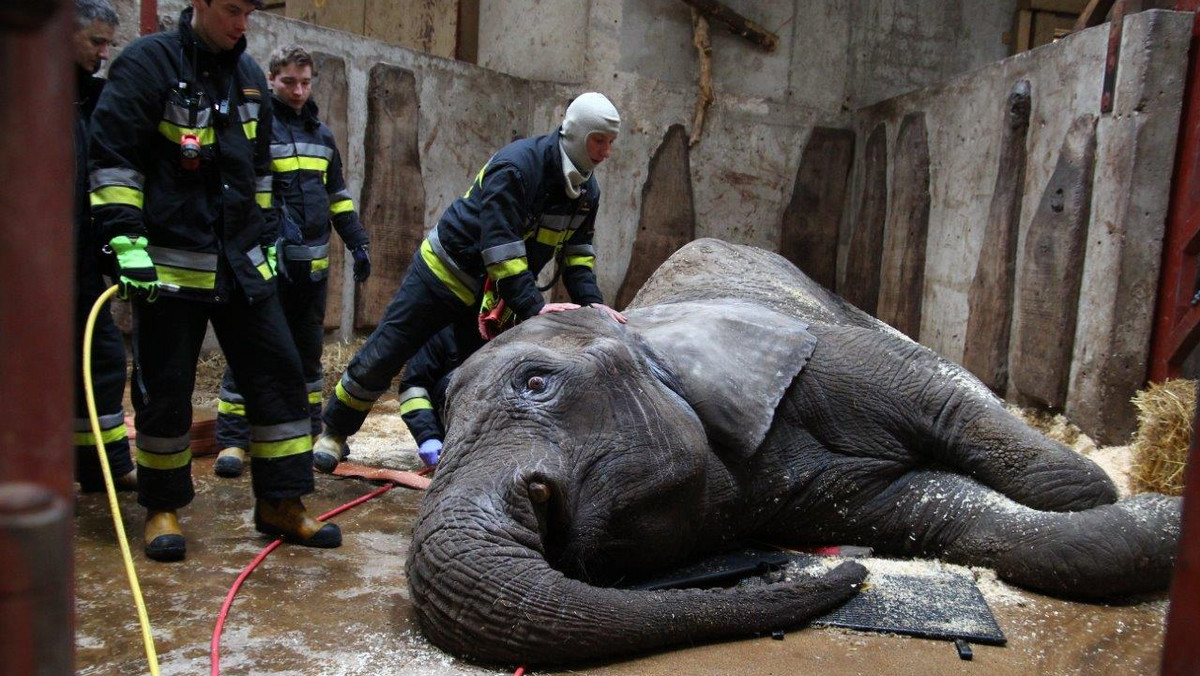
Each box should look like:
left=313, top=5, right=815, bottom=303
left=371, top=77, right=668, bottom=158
left=962, top=80, right=1032, bottom=392
left=689, top=8, right=714, bottom=147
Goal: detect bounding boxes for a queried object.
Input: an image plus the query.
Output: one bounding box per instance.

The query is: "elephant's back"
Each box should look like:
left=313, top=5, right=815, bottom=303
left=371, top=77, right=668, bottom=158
left=627, top=238, right=880, bottom=332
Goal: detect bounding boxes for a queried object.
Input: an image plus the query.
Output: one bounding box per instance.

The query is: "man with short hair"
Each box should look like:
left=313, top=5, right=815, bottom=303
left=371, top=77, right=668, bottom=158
left=72, top=0, right=135, bottom=494
left=89, top=0, right=340, bottom=561
left=213, top=45, right=371, bottom=478
left=314, top=93, right=627, bottom=472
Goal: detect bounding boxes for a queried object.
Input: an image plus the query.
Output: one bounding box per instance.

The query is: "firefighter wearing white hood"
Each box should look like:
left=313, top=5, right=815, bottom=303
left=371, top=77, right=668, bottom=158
left=312, top=93, right=627, bottom=470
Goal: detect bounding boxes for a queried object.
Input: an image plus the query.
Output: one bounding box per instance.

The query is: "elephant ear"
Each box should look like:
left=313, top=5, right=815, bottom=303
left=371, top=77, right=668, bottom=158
left=627, top=299, right=817, bottom=459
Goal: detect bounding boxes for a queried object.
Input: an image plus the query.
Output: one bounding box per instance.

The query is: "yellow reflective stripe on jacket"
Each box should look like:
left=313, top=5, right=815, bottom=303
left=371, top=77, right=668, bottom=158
left=243, top=120, right=257, bottom=140
left=156, top=265, right=216, bottom=289
left=419, top=239, right=475, bottom=305
left=157, top=121, right=216, bottom=145
left=271, top=156, right=331, bottom=173
left=137, top=447, right=192, bottom=470
left=400, top=397, right=433, bottom=415
left=218, top=399, right=246, bottom=417
left=255, top=192, right=272, bottom=208
left=565, top=254, right=595, bottom=268
left=464, top=159, right=491, bottom=198
left=486, top=258, right=529, bottom=281
left=90, top=185, right=144, bottom=209
left=256, top=261, right=272, bottom=280
left=73, top=424, right=128, bottom=447
left=312, top=257, right=330, bottom=273
left=330, top=198, right=354, bottom=215
left=308, top=391, right=323, bottom=405
left=335, top=381, right=375, bottom=412
left=535, top=228, right=572, bottom=248
left=249, top=435, right=310, bottom=459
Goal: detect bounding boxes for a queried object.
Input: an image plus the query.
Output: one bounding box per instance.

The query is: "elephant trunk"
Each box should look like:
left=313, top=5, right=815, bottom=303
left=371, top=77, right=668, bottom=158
left=407, top=482, right=867, bottom=666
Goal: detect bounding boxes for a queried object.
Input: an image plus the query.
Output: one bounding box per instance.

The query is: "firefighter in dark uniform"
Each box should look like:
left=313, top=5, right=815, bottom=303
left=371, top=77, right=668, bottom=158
left=398, top=327, right=462, bottom=467
left=73, top=0, right=136, bottom=493
left=213, top=45, right=371, bottom=479
left=313, top=92, right=627, bottom=471
left=88, top=0, right=339, bottom=561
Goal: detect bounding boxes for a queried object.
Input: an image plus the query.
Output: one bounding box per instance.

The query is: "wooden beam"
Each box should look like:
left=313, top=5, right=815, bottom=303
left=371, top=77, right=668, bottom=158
left=1073, top=0, right=1118, bottom=31
left=677, top=0, right=777, bottom=51
left=1029, top=0, right=1090, bottom=12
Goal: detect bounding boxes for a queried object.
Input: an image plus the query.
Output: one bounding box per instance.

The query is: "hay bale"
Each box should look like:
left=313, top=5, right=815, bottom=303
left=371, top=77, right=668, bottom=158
left=191, top=335, right=369, bottom=405
left=1130, top=379, right=1195, bottom=496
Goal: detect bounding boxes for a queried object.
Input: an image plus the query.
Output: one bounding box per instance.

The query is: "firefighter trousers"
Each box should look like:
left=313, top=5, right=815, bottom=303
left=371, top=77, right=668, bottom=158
left=322, top=251, right=483, bottom=436
left=74, top=277, right=133, bottom=491
left=216, top=277, right=327, bottom=449
left=131, top=287, right=313, bottom=510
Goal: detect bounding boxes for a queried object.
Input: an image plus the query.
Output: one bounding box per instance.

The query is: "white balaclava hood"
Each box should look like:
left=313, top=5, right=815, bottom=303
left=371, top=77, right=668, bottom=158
left=560, top=92, right=621, bottom=176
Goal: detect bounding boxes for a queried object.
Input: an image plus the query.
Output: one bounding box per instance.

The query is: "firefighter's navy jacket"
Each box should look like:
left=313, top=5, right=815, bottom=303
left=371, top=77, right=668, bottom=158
left=398, top=328, right=461, bottom=446
left=422, top=131, right=605, bottom=319
left=88, top=7, right=278, bottom=304
left=75, top=69, right=107, bottom=292
left=270, top=96, right=367, bottom=280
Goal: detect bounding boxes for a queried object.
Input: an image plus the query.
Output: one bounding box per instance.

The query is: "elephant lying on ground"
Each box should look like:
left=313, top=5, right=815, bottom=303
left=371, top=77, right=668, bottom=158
left=406, top=238, right=1180, bottom=666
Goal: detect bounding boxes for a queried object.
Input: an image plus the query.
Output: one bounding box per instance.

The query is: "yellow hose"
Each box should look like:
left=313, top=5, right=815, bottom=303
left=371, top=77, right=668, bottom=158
left=83, top=284, right=160, bottom=676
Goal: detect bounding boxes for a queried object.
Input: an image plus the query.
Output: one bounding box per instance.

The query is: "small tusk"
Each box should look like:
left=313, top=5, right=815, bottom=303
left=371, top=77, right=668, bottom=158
left=528, top=481, right=551, bottom=504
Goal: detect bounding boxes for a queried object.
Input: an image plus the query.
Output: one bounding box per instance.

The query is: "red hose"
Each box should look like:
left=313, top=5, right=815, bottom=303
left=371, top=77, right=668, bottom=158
left=208, top=468, right=532, bottom=676
left=209, top=483, right=394, bottom=676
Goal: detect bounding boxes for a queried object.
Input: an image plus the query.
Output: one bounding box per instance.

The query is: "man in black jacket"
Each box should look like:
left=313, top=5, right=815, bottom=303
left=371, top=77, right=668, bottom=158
left=314, top=93, right=626, bottom=472
left=89, top=0, right=339, bottom=561
left=213, top=45, right=371, bottom=479
left=72, top=0, right=135, bottom=494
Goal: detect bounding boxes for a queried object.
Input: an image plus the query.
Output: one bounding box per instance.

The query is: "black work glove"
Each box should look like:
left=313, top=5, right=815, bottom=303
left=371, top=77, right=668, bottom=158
left=351, top=245, right=371, bottom=283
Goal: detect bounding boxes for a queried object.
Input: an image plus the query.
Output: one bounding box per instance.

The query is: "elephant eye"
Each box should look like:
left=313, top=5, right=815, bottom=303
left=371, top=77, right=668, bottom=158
left=527, top=375, right=546, bottom=392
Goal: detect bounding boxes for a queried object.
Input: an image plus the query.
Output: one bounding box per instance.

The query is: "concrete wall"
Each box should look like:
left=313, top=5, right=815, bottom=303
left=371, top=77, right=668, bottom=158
left=843, top=10, right=1191, bottom=443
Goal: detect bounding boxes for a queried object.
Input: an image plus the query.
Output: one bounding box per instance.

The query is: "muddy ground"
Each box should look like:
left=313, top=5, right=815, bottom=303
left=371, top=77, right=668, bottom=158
left=74, top=397, right=1171, bottom=675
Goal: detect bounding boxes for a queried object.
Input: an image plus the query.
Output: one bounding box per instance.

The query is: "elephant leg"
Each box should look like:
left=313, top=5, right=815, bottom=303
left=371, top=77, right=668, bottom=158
left=801, top=326, right=1117, bottom=512
left=828, top=469, right=1180, bottom=599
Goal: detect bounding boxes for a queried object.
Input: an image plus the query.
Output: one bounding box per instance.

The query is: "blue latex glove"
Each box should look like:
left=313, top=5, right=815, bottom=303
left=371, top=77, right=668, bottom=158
left=351, top=245, right=371, bottom=283
left=418, top=438, right=442, bottom=466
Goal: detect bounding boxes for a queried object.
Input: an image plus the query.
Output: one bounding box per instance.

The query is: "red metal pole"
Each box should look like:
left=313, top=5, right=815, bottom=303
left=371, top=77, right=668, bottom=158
left=1160, top=8, right=1200, bottom=676
left=140, top=0, right=158, bottom=35
left=1162, top=394, right=1200, bottom=676
left=0, top=1, right=76, bottom=674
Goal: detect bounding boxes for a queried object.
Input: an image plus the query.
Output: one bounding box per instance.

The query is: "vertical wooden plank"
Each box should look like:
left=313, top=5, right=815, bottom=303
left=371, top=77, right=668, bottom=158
left=311, top=52, right=350, bottom=331
left=1007, top=114, right=1097, bottom=409
left=456, top=0, right=479, bottom=63
left=876, top=112, right=931, bottom=339
left=364, top=0, right=458, bottom=58
left=778, top=127, right=855, bottom=290
left=286, top=0, right=366, bottom=34
left=962, top=80, right=1032, bottom=392
left=357, top=64, right=427, bottom=329
left=840, top=123, right=888, bottom=314
left=615, top=124, right=696, bottom=309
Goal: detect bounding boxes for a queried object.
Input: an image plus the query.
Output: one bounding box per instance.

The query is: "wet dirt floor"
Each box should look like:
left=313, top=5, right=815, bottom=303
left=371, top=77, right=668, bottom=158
left=74, top=404, right=1171, bottom=676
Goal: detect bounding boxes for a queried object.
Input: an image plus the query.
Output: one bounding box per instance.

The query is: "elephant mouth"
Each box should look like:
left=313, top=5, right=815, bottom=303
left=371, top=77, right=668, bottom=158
left=525, top=473, right=633, bottom=586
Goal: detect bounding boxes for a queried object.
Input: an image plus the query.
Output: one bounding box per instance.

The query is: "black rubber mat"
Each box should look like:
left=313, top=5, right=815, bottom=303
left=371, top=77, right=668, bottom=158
left=629, top=548, right=1006, bottom=647
left=811, top=562, right=1007, bottom=646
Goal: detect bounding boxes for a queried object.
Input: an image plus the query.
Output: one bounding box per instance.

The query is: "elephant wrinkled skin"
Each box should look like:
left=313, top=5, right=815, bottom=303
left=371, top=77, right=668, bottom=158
left=406, top=238, right=1180, bottom=666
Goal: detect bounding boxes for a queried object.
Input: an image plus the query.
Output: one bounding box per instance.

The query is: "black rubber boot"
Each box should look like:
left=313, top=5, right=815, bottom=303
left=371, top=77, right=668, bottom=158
left=214, top=447, right=246, bottom=478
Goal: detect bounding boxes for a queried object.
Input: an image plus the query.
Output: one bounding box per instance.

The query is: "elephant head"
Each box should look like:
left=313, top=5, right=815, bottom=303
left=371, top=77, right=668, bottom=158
left=406, top=301, right=866, bottom=665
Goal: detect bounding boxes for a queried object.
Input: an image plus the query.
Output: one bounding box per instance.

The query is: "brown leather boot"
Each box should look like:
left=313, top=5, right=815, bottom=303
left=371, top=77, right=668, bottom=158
left=144, top=509, right=186, bottom=562
left=254, top=497, right=341, bottom=548
left=214, top=446, right=247, bottom=478
left=114, top=468, right=138, bottom=491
